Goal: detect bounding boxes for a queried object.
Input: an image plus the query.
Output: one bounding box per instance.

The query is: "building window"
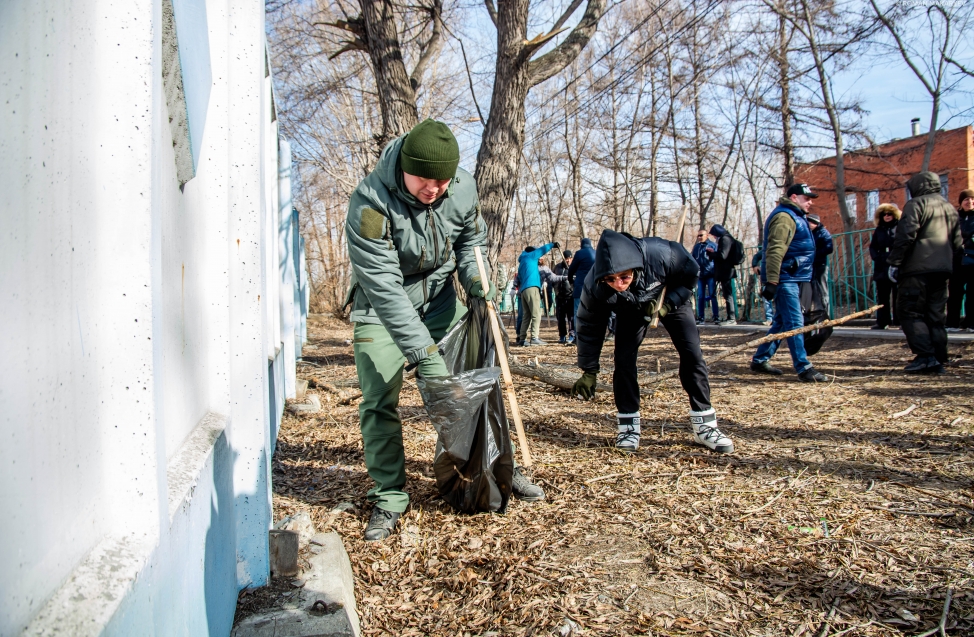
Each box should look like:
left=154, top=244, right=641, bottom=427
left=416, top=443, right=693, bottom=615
left=845, top=193, right=858, bottom=221
left=940, top=174, right=949, bottom=199
left=866, top=190, right=879, bottom=222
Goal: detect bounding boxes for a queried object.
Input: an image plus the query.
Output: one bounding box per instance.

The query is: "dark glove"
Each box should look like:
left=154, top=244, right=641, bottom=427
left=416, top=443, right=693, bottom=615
left=571, top=372, right=598, bottom=400
left=760, top=282, right=778, bottom=301
left=553, top=241, right=561, bottom=249
left=417, top=352, right=449, bottom=378
left=467, top=277, right=497, bottom=301
left=888, top=266, right=899, bottom=284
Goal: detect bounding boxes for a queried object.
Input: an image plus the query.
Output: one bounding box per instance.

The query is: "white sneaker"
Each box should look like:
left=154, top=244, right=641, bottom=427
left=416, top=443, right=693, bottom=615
left=616, top=413, right=640, bottom=452
left=690, top=408, right=734, bottom=453
left=947, top=327, right=962, bottom=333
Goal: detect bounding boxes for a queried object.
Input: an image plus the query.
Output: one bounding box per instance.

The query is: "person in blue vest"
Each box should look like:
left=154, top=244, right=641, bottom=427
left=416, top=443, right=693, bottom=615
left=750, top=183, right=828, bottom=382
left=692, top=229, right=718, bottom=324
left=516, top=242, right=560, bottom=345
left=567, top=237, right=596, bottom=333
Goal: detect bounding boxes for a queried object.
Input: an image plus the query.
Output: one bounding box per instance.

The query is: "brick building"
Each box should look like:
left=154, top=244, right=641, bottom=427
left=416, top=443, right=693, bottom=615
left=795, top=125, right=974, bottom=232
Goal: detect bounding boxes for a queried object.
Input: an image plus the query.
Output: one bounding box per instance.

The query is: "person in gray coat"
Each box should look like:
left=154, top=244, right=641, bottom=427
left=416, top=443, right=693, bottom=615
left=887, top=171, right=962, bottom=373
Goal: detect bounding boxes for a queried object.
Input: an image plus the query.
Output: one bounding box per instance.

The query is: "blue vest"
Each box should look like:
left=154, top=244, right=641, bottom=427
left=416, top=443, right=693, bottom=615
left=762, top=204, right=815, bottom=283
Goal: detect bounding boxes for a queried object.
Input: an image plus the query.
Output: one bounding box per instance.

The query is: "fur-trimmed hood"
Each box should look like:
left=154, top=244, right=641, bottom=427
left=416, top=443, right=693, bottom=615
left=875, top=203, right=901, bottom=226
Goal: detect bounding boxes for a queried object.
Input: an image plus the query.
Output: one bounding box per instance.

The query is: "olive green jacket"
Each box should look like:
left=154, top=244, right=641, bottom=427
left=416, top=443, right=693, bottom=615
left=344, top=134, right=488, bottom=364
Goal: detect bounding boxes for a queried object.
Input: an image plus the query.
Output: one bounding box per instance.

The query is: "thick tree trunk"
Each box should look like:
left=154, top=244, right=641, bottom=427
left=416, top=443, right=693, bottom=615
left=360, top=0, right=418, bottom=148
left=475, top=2, right=531, bottom=263
left=476, top=0, right=606, bottom=262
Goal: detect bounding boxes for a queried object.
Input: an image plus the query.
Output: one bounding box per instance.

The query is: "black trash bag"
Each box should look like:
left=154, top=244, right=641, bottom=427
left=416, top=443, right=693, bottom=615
left=800, top=274, right=833, bottom=356
left=415, top=298, right=514, bottom=514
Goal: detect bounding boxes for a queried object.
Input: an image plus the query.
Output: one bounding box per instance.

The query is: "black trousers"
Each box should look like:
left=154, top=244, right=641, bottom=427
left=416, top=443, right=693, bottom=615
left=875, top=279, right=897, bottom=327
left=612, top=301, right=711, bottom=414
left=947, top=264, right=974, bottom=328
left=556, top=297, right=575, bottom=339
left=898, top=273, right=949, bottom=363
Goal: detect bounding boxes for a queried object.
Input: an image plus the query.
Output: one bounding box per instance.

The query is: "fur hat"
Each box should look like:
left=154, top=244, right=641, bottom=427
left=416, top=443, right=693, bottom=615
left=875, top=203, right=901, bottom=226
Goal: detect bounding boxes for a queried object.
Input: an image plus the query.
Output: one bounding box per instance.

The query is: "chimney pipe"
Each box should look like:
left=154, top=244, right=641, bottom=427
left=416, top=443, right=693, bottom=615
left=911, top=118, right=921, bottom=136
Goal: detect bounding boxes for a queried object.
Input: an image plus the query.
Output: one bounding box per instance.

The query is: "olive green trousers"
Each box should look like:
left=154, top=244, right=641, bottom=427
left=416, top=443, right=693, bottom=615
left=352, top=300, right=467, bottom=513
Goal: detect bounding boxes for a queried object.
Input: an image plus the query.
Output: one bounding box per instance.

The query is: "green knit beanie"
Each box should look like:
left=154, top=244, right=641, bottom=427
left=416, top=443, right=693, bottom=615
left=400, top=119, right=460, bottom=180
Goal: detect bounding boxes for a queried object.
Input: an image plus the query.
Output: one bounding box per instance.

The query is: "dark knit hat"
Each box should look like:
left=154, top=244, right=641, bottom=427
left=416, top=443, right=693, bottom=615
left=959, top=189, right=974, bottom=205
left=563, top=250, right=573, bottom=258
left=400, top=119, right=460, bottom=180
left=806, top=213, right=821, bottom=225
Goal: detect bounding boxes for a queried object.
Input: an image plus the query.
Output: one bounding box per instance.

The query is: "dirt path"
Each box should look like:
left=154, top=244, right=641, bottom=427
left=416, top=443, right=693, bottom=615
left=264, top=313, right=974, bottom=636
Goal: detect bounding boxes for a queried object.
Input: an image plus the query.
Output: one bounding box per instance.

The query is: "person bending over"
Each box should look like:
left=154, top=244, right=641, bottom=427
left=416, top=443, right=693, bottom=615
left=570, top=229, right=734, bottom=454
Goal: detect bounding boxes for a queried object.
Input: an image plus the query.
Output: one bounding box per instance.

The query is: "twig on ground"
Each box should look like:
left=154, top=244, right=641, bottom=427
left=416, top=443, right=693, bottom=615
left=892, top=404, right=918, bottom=419
left=915, top=588, right=953, bottom=637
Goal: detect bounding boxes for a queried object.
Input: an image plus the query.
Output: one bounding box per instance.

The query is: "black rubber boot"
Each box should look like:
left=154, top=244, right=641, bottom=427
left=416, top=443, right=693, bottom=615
left=364, top=507, right=400, bottom=542
left=798, top=367, right=827, bottom=382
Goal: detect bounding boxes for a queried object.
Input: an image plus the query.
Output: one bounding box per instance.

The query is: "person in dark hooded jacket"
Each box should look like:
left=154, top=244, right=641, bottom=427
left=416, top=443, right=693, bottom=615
left=707, top=224, right=738, bottom=324
left=947, top=189, right=974, bottom=330
left=570, top=229, right=734, bottom=455
left=869, top=203, right=901, bottom=329
left=887, top=171, right=962, bottom=373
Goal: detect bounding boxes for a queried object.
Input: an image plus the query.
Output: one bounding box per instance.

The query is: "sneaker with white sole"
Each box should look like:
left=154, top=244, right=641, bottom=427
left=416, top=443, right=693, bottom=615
left=616, top=413, right=640, bottom=452
left=689, top=408, right=734, bottom=453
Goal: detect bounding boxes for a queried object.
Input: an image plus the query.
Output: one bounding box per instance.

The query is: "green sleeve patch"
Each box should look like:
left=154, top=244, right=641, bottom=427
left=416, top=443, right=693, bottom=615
left=359, top=207, right=386, bottom=239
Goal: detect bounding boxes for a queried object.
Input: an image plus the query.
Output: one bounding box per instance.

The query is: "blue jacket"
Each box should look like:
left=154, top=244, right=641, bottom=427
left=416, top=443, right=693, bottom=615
left=762, top=203, right=815, bottom=284
left=516, top=243, right=555, bottom=290
left=567, top=237, right=596, bottom=299
left=811, top=225, right=834, bottom=280
left=691, top=240, right=716, bottom=279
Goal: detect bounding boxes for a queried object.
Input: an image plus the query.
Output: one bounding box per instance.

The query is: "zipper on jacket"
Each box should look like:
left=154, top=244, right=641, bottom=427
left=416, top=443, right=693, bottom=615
left=428, top=205, right=439, bottom=268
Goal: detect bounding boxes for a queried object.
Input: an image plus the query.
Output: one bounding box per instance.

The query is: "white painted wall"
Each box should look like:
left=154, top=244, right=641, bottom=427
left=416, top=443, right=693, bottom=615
left=0, top=0, right=306, bottom=634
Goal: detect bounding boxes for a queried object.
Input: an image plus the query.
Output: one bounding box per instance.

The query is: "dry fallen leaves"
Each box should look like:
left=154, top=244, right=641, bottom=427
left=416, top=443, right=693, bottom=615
left=239, top=313, right=974, bottom=636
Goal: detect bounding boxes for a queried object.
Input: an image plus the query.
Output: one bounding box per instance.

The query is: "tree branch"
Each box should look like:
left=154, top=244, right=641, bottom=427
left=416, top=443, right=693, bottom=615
left=409, top=0, right=444, bottom=91
left=527, top=0, right=607, bottom=88
left=483, top=0, right=497, bottom=28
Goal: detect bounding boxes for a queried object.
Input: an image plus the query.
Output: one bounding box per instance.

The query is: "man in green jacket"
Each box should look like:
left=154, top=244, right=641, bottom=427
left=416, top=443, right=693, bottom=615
left=345, top=119, right=544, bottom=541
left=887, top=171, right=962, bottom=374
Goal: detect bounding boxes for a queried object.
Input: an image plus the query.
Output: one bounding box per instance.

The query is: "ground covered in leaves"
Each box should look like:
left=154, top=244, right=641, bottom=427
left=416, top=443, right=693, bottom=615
left=259, top=313, right=974, bottom=636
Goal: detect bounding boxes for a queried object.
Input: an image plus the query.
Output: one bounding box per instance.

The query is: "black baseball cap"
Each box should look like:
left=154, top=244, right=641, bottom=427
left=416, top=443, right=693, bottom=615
left=787, top=183, right=819, bottom=198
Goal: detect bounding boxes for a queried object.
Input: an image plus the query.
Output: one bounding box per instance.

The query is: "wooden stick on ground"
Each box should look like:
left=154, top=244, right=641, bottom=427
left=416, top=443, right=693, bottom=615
left=648, top=204, right=687, bottom=329
left=510, top=304, right=883, bottom=390
left=474, top=246, right=533, bottom=468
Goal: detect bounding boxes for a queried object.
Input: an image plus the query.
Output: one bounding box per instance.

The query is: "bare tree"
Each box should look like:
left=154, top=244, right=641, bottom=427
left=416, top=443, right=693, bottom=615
left=869, top=0, right=974, bottom=171
left=475, top=0, right=607, bottom=262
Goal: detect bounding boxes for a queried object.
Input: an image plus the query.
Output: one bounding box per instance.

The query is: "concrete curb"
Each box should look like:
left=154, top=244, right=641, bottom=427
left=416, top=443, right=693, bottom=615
left=232, top=532, right=360, bottom=637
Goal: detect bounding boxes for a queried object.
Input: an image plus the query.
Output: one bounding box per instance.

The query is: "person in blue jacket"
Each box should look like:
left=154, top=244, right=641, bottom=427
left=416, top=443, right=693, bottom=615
left=750, top=183, right=828, bottom=382
left=517, top=242, right=559, bottom=345
left=567, top=237, right=596, bottom=332
left=692, top=229, right=718, bottom=324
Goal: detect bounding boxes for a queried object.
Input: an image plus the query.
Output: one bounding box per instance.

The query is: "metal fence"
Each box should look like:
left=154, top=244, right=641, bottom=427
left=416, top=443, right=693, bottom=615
left=725, top=229, right=877, bottom=322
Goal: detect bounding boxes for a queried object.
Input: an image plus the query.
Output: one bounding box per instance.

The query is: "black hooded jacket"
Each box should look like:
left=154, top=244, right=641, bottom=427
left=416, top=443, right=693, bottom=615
left=576, top=230, right=698, bottom=372
left=708, top=224, right=736, bottom=281
left=888, top=172, right=961, bottom=276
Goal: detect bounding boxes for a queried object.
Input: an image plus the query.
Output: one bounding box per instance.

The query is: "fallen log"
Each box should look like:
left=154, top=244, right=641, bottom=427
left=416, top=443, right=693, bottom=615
left=509, top=305, right=882, bottom=389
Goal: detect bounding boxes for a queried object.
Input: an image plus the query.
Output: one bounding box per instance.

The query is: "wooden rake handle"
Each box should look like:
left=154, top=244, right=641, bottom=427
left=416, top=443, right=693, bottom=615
left=473, top=246, right=533, bottom=468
